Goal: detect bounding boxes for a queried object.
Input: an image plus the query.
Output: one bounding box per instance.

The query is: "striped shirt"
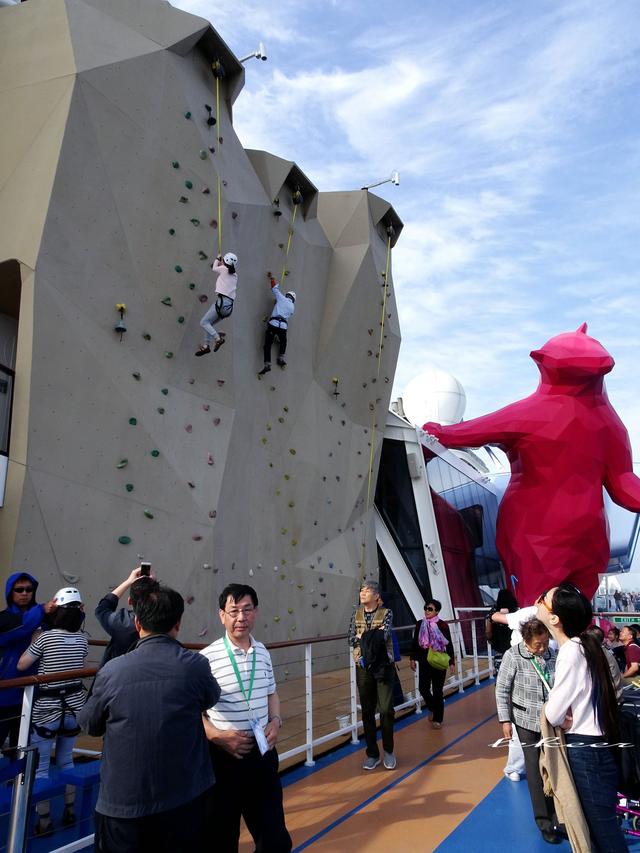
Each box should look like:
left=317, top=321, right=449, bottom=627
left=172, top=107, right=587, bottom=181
left=200, top=635, right=275, bottom=731
left=27, top=629, right=88, bottom=725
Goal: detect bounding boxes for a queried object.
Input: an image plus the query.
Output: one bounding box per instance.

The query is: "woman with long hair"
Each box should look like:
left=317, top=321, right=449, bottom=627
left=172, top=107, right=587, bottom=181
left=537, top=583, right=628, bottom=852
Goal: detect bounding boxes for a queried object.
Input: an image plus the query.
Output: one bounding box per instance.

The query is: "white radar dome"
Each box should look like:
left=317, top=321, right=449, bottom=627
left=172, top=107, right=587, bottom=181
left=402, top=367, right=467, bottom=427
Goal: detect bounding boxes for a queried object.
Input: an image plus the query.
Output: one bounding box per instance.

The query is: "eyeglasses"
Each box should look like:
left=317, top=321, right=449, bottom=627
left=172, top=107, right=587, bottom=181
left=536, top=591, right=553, bottom=614
left=13, top=586, right=34, bottom=594
left=424, top=606, right=437, bottom=612
left=224, top=607, right=255, bottom=618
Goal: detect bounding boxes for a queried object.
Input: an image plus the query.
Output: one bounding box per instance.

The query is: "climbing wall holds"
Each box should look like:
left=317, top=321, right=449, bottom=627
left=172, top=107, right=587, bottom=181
left=198, top=251, right=208, bottom=260
left=231, top=211, right=238, bottom=220
left=132, top=372, right=141, bottom=380
left=178, top=196, right=188, bottom=204
left=198, top=628, right=208, bottom=637
left=185, top=424, right=193, bottom=433
left=199, top=150, right=208, bottom=160
left=287, top=608, right=294, bottom=615
left=207, top=453, right=214, bottom=466
left=198, top=294, right=208, bottom=303
left=283, top=474, right=290, bottom=481
left=202, top=404, right=210, bottom=412
left=164, top=351, right=174, bottom=359
left=209, top=219, right=217, bottom=228
left=177, top=316, right=185, bottom=324
left=184, top=180, right=193, bottom=190
left=209, top=510, right=217, bottom=518
left=188, top=282, right=196, bottom=290
left=289, top=448, right=296, bottom=456
left=273, top=210, right=282, bottom=218
left=249, top=568, right=254, bottom=577
left=142, top=333, right=151, bottom=341
left=168, top=228, right=176, bottom=236
left=161, top=388, right=169, bottom=395
left=172, top=161, right=180, bottom=168
left=328, top=562, right=334, bottom=569
left=288, top=501, right=295, bottom=508
left=157, top=407, right=165, bottom=414
left=184, top=111, right=192, bottom=119
left=118, top=536, right=132, bottom=545
left=128, top=417, right=137, bottom=426
left=202, top=187, right=210, bottom=195
left=150, top=449, right=160, bottom=457
left=213, top=417, right=221, bottom=426
left=143, top=509, right=154, bottom=519
left=280, top=528, right=287, bottom=535
left=283, top=406, right=289, bottom=413
left=190, top=218, right=200, bottom=226
left=174, top=265, right=183, bottom=273
left=217, top=380, right=225, bottom=387
left=125, top=483, right=134, bottom=492
left=161, top=297, right=172, bottom=306
left=203, top=563, right=212, bottom=570
left=192, top=534, right=203, bottom=541
left=116, top=459, right=128, bottom=469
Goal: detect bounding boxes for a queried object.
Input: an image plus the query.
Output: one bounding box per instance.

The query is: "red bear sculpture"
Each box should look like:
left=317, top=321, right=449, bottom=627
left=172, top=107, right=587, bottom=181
left=424, top=324, right=640, bottom=605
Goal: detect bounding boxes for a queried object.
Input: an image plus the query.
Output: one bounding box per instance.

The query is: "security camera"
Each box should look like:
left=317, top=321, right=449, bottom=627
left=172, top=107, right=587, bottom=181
left=257, top=42, right=267, bottom=61
left=391, top=170, right=400, bottom=186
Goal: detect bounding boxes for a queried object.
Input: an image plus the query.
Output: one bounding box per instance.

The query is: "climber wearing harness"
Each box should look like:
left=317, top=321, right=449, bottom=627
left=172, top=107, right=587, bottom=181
left=18, top=587, right=89, bottom=837
left=258, top=277, right=296, bottom=376
left=195, top=252, right=238, bottom=356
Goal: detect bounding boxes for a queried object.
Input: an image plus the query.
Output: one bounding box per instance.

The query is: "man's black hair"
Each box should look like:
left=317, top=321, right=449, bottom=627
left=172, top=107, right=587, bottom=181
left=218, top=584, right=258, bottom=611
left=136, top=586, right=184, bottom=634
left=625, top=625, right=639, bottom=640
left=130, top=577, right=160, bottom=613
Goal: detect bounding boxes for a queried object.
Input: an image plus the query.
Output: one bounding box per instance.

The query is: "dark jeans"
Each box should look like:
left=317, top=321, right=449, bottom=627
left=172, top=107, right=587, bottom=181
left=356, top=664, right=395, bottom=757
left=515, top=724, right=556, bottom=834
left=208, top=744, right=292, bottom=853
left=0, top=704, right=22, bottom=759
left=564, top=733, right=629, bottom=853
left=94, top=791, right=209, bottom=853
left=263, top=325, right=287, bottom=364
left=418, top=662, right=447, bottom=723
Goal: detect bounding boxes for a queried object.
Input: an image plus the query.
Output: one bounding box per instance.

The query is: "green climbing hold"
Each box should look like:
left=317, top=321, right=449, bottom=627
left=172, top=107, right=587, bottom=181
left=284, top=474, right=290, bottom=481
left=266, top=423, right=272, bottom=431
left=275, top=489, right=281, bottom=496
left=118, top=536, right=131, bottom=545
left=291, top=539, right=298, bottom=547
left=289, top=448, right=296, bottom=455
left=157, top=407, right=165, bottom=414
left=177, top=316, right=185, bottom=324
left=150, top=449, right=160, bottom=457
left=188, top=282, right=196, bottom=290
left=288, top=608, right=294, bottom=615
left=125, top=483, right=134, bottom=492
left=164, top=351, right=174, bottom=359
left=185, top=180, right=193, bottom=189
left=273, top=616, right=281, bottom=623
left=283, top=406, right=289, bottom=413
left=161, top=297, right=172, bottom=306
left=116, top=459, right=128, bottom=469
left=184, top=111, right=191, bottom=119
left=261, top=437, right=267, bottom=445
left=161, top=388, right=168, bottom=395
left=128, top=417, right=137, bottom=426
left=143, top=509, right=154, bottom=519
left=280, top=528, right=287, bottom=535
left=190, top=218, right=200, bottom=226
left=288, top=501, right=295, bottom=508
left=142, top=333, right=151, bottom=341
left=132, top=371, right=141, bottom=380
left=199, top=150, right=208, bottom=160
left=174, top=265, right=183, bottom=273
left=172, top=161, right=180, bottom=168
left=278, top=417, right=284, bottom=424
left=168, top=228, right=175, bottom=235
left=198, top=251, right=208, bottom=260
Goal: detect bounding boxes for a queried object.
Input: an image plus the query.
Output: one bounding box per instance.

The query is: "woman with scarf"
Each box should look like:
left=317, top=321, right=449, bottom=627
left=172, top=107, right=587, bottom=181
left=410, top=599, right=454, bottom=729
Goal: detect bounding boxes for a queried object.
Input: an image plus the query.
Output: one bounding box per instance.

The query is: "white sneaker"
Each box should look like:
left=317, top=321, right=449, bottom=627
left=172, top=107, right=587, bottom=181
left=505, top=771, right=521, bottom=782
left=383, top=751, right=396, bottom=770
left=362, top=756, right=381, bottom=771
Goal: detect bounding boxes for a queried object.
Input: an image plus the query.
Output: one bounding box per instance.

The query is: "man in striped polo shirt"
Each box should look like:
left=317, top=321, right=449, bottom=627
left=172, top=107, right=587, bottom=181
left=201, top=583, right=292, bottom=853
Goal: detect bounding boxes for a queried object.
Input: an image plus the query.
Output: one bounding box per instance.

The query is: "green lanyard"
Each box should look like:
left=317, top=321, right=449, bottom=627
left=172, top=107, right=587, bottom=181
left=223, top=634, right=256, bottom=709
left=531, top=656, right=550, bottom=689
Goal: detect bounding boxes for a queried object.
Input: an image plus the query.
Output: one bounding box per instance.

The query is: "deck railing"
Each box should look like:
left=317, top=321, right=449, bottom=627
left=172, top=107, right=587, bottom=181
left=0, top=615, right=493, bottom=852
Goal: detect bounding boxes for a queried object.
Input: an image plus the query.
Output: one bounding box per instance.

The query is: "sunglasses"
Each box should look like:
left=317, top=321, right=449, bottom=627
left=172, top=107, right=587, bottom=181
left=424, top=606, right=437, bottom=612
left=13, top=586, right=34, bottom=594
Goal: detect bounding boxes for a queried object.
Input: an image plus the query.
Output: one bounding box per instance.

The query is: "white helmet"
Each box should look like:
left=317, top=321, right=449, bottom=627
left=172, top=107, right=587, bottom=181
left=285, top=291, right=296, bottom=302
left=223, top=252, right=238, bottom=268
left=54, top=587, right=83, bottom=607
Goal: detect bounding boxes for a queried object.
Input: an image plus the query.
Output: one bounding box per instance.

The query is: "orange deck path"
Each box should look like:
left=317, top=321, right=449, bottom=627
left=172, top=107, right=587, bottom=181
left=240, top=684, right=505, bottom=852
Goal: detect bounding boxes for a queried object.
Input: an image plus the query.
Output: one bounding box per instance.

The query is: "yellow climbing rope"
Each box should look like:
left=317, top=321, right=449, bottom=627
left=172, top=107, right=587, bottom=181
left=215, top=75, right=222, bottom=257
left=360, top=232, right=393, bottom=581
left=280, top=203, right=299, bottom=283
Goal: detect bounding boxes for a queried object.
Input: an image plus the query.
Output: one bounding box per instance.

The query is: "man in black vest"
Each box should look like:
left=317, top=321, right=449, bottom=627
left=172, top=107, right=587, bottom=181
left=347, top=580, right=396, bottom=770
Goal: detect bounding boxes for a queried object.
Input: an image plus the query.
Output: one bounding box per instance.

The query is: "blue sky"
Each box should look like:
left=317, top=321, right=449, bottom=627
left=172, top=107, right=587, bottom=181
left=176, top=1, right=640, bottom=452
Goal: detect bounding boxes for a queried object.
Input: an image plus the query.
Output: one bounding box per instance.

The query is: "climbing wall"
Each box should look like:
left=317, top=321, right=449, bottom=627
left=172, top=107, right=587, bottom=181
left=0, top=0, right=402, bottom=649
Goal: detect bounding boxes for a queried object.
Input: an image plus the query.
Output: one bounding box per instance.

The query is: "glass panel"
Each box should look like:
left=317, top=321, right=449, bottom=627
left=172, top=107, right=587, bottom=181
left=0, top=367, right=13, bottom=455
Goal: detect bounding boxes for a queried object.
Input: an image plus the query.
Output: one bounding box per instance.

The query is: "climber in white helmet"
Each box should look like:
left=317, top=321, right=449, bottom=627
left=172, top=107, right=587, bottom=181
left=195, top=251, right=238, bottom=356
left=258, top=275, right=296, bottom=376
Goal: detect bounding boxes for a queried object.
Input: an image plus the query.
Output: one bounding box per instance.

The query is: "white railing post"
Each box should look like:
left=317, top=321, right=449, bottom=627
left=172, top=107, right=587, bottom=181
left=488, top=640, right=495, bottom=678
left=349, top=659, right=359, bottom=744
left=414, top=664, right=422, bottom=714
left=455, top=624, right=464, bottom=693
left=471, top=619, right=480, bottom=686
left=304, top=643, right=315, bottom=767
left=17, top=684, right=34, bottom=757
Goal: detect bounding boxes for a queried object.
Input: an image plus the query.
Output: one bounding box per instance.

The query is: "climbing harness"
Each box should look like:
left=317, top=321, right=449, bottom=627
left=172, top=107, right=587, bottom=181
left=32, top=683, right=85, bottom=739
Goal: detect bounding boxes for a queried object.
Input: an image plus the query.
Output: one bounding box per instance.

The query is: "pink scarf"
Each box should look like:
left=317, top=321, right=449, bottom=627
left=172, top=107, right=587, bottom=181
left=418, top=615, right=448, bottom=651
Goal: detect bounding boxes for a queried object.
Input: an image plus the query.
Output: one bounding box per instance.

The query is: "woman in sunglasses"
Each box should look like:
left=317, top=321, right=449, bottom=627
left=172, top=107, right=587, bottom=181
left=410, top=599, right=454, bottom=729
left=538, top=583, right=628, bottom=852
left=0, top=573, right=55, bottom=755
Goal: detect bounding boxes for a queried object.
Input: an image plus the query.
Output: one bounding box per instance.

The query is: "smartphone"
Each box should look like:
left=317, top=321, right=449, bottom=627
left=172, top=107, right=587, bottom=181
left=140, top=561, right=151, bottom=577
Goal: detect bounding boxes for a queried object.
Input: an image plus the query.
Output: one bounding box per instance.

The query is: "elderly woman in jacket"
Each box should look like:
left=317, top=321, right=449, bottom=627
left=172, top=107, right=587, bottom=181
left=496, top=617, right=558, bottom=844
left=410, top=599, right=454, bottom=729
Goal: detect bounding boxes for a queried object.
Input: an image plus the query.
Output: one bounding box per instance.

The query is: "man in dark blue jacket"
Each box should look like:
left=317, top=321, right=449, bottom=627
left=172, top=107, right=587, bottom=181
left=78, top=585, right=220, bottom=853
left=0, top=572, right=55, bottom=754
left=94, top=566, right=159, bottom=666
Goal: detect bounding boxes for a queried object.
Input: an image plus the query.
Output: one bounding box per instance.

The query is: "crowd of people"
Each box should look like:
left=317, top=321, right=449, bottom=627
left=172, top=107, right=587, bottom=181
left=1, top=570, right=639, bottom=851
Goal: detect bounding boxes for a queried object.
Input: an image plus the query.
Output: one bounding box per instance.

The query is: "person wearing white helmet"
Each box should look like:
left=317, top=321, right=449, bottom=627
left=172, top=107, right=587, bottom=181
left=195, top=251, right=238, bottom=356
left=258, top=276, right=296, bottom=376
left=18, top=586, right=88, bottom=836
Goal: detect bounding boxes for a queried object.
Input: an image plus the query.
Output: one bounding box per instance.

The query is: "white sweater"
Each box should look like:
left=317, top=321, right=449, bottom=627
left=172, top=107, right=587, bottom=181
left=211, top=258, right=237, bottom=300
left=544, top=637, right=602, bottom=736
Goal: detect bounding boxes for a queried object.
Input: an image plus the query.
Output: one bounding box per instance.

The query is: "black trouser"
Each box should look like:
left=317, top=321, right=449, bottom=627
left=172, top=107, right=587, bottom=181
left=208, top=744, right=292, bottom=853
left=0, top=704, right=22, bottom=759
left=356, top=664, right=395, bottom=757
left=515, top=724, right=556, bottom=835
left=94, top=791, right=209, bottom=853
left=418, top=662, right=447, bottom=723
left=263, top=325, right=287, bottom=364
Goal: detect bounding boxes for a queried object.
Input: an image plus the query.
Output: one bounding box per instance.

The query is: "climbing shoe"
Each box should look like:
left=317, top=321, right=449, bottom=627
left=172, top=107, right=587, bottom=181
left=258, top=364, right=271, bottom=376
left=213, top=335, right=226, bottom=353
left=277, top=357, right=287, bottom=368
left=195, top=346, right=210, bottom=357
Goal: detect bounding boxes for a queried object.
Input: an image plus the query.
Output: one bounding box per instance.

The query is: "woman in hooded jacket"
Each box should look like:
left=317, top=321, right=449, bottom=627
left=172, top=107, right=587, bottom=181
left=0, top=572, right=54, bottom=754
